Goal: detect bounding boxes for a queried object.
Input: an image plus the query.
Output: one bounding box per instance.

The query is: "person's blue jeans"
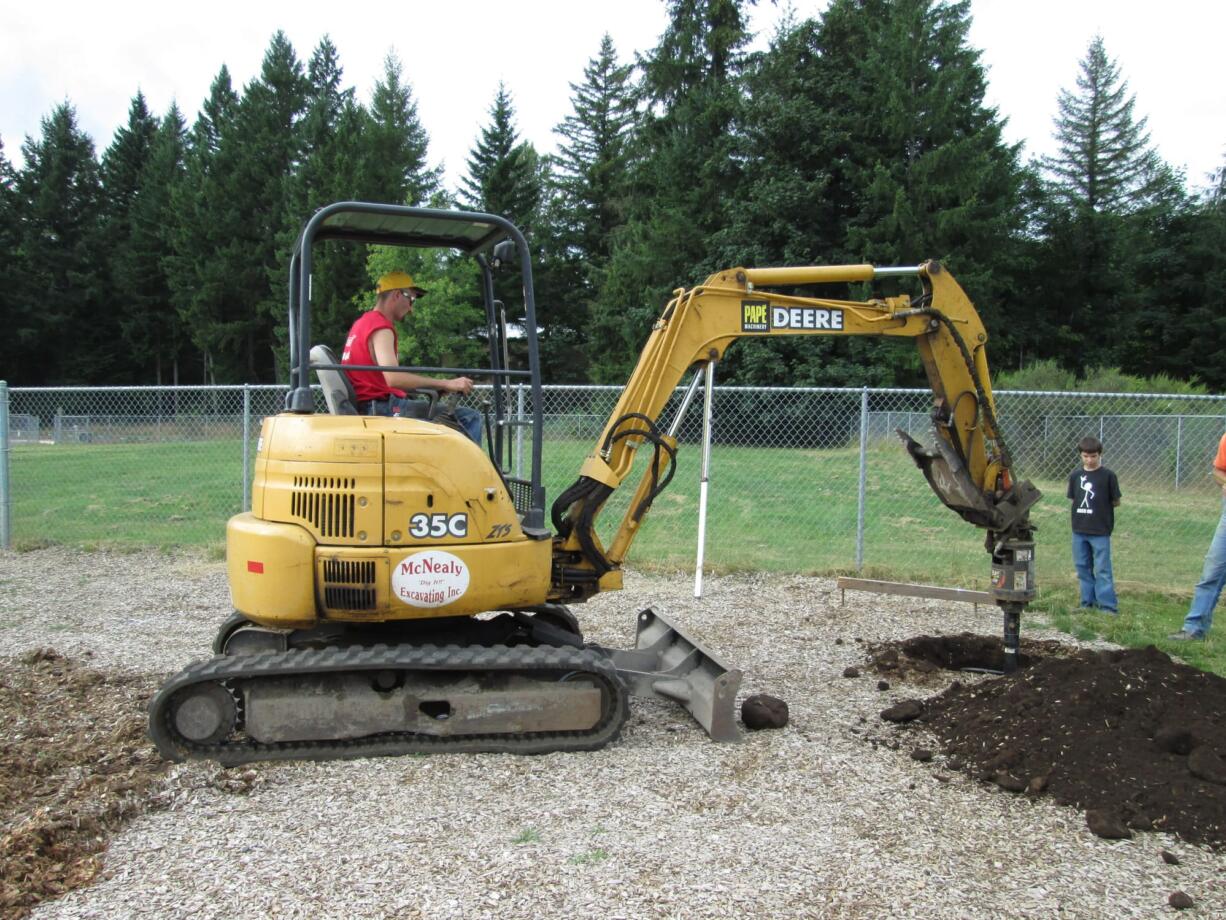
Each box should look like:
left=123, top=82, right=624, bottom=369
left=1183, top=498, right=1226, bottom=637
left=364, top=396, right=483, bottom=446
left=1072, top=532, right=1117, bottom=612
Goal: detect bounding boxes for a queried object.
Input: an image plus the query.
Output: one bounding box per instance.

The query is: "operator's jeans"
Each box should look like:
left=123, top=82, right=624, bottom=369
left=1072, top=532, right=1118, bottom=612
left=365, top=396, right=482, bottom=445
left=1183, top=498, right=1226, bottom=637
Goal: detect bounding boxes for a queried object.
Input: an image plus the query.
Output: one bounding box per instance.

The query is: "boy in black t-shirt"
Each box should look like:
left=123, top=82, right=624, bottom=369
left=1067, top=436, right=1122, bottom=613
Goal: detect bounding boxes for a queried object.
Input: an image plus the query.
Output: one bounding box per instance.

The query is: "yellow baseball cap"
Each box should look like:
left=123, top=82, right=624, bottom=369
left=376, top=270, right=427, bottom=296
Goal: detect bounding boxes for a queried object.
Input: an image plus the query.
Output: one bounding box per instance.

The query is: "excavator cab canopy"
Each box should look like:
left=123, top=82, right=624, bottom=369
left=283, top=201, right=547, bottom=529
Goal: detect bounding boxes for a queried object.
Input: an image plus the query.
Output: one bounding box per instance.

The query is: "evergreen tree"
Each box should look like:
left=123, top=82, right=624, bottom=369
left=100, top=92, right=160, bottom=382
left=1034, top=35, right=1184, bottom=376
left=166, top=66, right=244, bottom=383
left=818, top=0, right=1026, bottom=383
left=1043, top=36, right=1167, bottom=215
left=461, top=84, right=546, bottom=347
left=717, top=1, right=1051, bottom=386
left=0, top=136, right=28, bottom=384
left=590, top=0, right=753, bottom=382
left=363, top=53, right=440, bottom=206
left=236, top=32, right=309, bottom=382
left=461, top=83, right=542, bottom=230
left=124, top=104, right=190, bottom=384
left=281, top=37, right=372, bottom=366
left=12, top=103, right=110, bottom=383
left=543, top=35, right=637, bottom=381
left=552, top=34, right=636, bottom=268
left=1124, top=154, right=1226, bottom=388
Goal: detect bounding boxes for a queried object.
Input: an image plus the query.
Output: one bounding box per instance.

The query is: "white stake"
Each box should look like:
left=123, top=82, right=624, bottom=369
left=694, top=361, right=716, bottom=597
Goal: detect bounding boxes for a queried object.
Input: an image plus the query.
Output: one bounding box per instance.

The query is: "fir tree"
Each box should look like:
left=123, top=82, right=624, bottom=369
left=1034, top=35, right=1184, bottom=376
left=13, top=103, right=110, bottom=383
left=543, top=34, right=637, bottom=381
left=1124, top=154, right=1226, bottom=387
left=166, top=66, right=243, bottom=383
left=100, top=92, right=160, bottom=382
left=461, top=83, right=542, bottom=231
left=461, top=84, right=546, bottom=345
left=0, top=136, right=28, bottom=384
left=363, top=53, right=440, bottom=206
left=101, top=93, right=158, bottom=223
left=282, top=36, right=371, bottom=368
left=235, top=31, right=309, bottom=382
left=590, top=0, right=754, bottom=382
left=551, top=33, right=636, bottom=267
left=124, top=104, right=189, bottom=384
left=1042, top=36, right=1167, bottom=215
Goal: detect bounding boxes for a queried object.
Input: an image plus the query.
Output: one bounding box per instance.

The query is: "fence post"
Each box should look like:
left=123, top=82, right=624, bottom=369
left=1175, top=415, right=1183, bottom=491
left=855, top=387, right=868, bottom=571
left=242, top=384, right=252, bottom=513
left=515, top=383, right=525, bottom=479
left=1042, top=414, right=1049, bottom=473
left=0, top=381, right=10, bottom=549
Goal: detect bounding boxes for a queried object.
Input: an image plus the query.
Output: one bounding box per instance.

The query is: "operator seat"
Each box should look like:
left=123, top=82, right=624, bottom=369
left=309, top=344, right=358, bottom=415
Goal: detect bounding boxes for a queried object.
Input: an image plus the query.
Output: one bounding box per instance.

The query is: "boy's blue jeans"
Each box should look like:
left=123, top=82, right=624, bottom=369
left=1072, top=532, right=1117, bottom=612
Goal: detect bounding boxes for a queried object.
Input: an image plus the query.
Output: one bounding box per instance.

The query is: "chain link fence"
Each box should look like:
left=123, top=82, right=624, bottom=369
left=3, top=381, right=1224, bottom=598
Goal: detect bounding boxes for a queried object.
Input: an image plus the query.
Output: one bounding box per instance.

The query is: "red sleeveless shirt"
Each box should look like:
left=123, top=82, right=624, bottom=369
left=342, top=310, right=406, bottom=403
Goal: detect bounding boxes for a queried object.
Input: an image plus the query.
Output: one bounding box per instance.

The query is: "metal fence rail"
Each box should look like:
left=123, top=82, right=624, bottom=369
left=3, top=382, right=1225, bottom=597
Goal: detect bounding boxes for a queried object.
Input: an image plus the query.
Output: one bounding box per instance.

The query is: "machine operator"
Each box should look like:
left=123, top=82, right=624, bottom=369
left=341, top=270, right=482, bottom=444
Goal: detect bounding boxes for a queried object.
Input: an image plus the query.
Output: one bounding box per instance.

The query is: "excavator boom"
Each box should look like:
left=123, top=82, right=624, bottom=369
left=550, top=260, right=1039, bottom=667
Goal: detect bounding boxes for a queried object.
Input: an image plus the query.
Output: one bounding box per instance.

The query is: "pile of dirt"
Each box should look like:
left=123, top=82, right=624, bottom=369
left=0, top=651, right=170, bottom=918
left=876, top=637, right=1226, bottom=847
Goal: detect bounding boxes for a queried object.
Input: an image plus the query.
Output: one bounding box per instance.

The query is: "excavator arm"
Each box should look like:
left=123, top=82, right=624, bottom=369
left=550, top=261, right=1040, bottom=667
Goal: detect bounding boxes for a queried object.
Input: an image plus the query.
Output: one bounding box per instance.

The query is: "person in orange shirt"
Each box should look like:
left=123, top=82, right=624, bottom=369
left=341, top=271, right=481, bottom=443
left=1170, top=431, right=1226, bottom=640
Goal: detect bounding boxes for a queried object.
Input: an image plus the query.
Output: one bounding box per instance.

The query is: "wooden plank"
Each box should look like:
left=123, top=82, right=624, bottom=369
left=836, top=576, right=992, bottom=607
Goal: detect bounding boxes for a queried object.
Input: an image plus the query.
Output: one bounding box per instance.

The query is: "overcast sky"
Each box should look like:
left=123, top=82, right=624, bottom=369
left=3, top=0, right=1223, bottom=194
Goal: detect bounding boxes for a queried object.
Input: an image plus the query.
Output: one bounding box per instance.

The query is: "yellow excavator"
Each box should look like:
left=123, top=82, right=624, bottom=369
left=149, top=203, right=1040, bottom=764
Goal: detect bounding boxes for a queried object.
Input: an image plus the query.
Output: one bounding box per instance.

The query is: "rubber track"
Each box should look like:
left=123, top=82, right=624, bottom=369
left=148, top=643, right=628, bottom=766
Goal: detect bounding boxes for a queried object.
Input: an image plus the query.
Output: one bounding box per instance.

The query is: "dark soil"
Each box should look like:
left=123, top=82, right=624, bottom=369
left=868, top=631, right=1071, bottom=684
left=873, top=635, right=1226, bottom=848
left=0, top=651, right=169, bottom=919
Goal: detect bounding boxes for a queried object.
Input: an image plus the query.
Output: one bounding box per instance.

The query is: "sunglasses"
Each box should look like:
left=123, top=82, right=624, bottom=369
left=398, top=289, right=417, bottom=302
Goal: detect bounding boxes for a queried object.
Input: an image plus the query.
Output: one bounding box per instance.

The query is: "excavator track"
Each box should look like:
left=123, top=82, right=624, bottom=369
left=149, top=643, right=628, bottom=766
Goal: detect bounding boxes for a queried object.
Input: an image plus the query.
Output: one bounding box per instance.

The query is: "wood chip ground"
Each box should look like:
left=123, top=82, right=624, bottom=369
left=1, top=548, right=1223, bottom=919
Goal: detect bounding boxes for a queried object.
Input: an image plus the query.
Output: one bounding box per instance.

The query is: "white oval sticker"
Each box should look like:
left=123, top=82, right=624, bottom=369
left=391, top=550, right=470, bottom=608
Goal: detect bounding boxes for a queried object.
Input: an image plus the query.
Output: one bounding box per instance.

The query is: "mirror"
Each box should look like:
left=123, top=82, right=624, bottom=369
left=492, top=239, right=517, bottom=270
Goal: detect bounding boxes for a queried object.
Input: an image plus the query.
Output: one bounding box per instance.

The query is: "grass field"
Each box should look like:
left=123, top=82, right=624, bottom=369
left=9, top=440, right=244, bottom=548
left=7, top=436, right=1222, bottom=674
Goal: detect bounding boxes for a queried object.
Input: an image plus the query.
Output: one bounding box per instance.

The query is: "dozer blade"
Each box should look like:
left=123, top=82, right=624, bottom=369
left=598, top=608, right=743, bottom=743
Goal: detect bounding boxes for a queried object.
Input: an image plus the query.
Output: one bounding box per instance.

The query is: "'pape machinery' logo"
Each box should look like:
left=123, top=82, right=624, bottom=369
left=742, top=300, right=845, bottom=333
left=741, top=300, right=770, bottom=332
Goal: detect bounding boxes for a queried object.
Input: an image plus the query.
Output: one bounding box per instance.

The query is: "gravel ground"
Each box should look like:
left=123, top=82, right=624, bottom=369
left=1, top=547, right=1223, bottom=919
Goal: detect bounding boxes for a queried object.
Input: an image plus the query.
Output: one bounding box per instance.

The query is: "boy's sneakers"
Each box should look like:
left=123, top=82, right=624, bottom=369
left=1167, top=630, right=1206, bottom=642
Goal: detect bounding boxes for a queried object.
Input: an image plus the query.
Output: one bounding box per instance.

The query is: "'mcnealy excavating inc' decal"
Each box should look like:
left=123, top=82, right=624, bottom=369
left=392, top=550, right=470, bottom=607
left=742, top=299, right=844, bottom=333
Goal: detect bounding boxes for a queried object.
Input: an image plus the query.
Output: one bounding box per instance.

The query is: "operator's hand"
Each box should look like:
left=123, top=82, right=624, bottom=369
left=446, top=376, right=474, bottom=395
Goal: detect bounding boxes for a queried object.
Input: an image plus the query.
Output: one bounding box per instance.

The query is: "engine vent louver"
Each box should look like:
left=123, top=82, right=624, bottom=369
left=322, top=559, right=376, bottom=611
left=291, top=476, right=357, bottom=538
